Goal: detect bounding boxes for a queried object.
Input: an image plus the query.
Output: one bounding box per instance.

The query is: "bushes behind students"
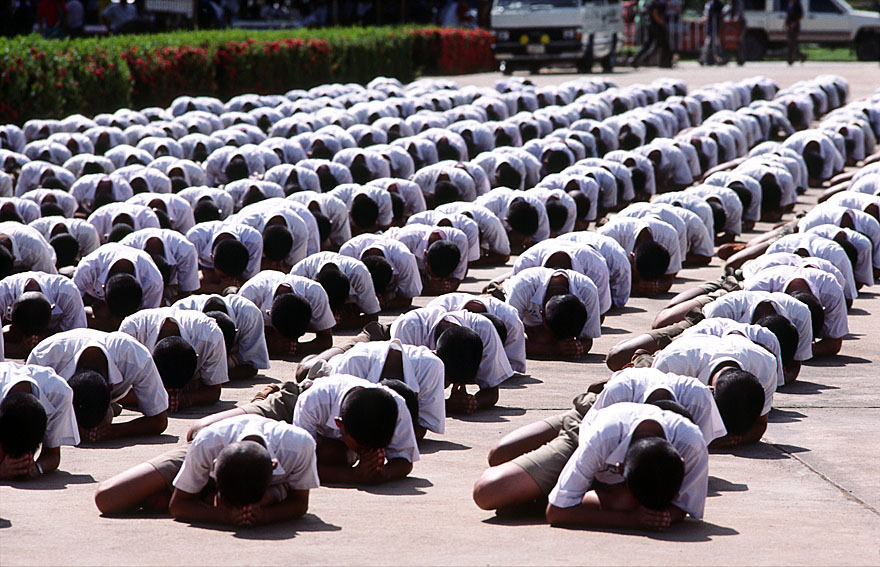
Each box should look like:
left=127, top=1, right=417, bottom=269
left=0, top=27, right=497, bottom=124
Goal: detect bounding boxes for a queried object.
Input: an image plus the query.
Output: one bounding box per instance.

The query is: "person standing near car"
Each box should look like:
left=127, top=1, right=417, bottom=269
left=633, top=0, right=672, bottom=68
left=727, top=0, right=746, bottom=65
left=699, top=0, right=725, bottom=66
left=785, top=0, right=805, bottom=65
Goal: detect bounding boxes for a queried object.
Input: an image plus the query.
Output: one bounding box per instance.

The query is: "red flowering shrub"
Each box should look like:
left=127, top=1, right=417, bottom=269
left=411, top=28, right=496, bottom=75
left=122, top=44, right=217, bottom=107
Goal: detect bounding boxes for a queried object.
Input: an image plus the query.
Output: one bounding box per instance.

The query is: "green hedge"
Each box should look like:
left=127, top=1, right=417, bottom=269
left=0, top=27, right=496, bottom=125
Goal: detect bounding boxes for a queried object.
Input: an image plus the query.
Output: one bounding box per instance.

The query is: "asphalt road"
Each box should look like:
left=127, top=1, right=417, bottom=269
left=2, top=61, right=879, bottom=566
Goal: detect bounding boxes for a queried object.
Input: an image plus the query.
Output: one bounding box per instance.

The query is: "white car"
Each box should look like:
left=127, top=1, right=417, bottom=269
left=491, top=0, right=624, bottom=73
left=743, top=0, right=880, bottom=61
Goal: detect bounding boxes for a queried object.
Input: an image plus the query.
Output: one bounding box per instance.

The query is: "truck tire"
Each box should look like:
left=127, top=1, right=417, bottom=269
left=743, top=30, right=767, bottom=61
left=601, top=35, right=617, bottom=73
left=855, top=32, right=880, bottom=62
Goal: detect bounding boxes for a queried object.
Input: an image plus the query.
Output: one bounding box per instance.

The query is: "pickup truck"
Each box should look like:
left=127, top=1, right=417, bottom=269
left=491, top=0, right=624, bottom=73
left=743, top=0, right=880, bottom=61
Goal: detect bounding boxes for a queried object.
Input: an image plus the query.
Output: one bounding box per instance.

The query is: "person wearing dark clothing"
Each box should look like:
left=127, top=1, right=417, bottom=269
left=785, top=0, right=805, bottom=65
left=633, top=0, right=672, bottom=68
left=699, top=0, right=725, bottom=66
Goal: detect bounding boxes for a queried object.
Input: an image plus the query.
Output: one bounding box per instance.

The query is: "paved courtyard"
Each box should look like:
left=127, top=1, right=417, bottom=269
left=2, top=61, right=880, bottom=566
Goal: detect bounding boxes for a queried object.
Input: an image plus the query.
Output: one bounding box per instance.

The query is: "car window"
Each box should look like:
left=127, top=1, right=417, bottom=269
left=809, top=0, right=842, bottom=12
left=744, top=0, right=766, bottom=10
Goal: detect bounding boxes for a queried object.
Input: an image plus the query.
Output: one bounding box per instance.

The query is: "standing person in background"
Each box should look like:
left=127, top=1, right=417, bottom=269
left=785, top=0, right=805, bottom=65
left=64, top=0, right=83, bottom=36
left=633, top=0, right=672, bottom=68
left=726, top=0, right=746, bottom=65
left=37, top=0, right=65, bottom=37
left=699, top=0, right=724, bottom=66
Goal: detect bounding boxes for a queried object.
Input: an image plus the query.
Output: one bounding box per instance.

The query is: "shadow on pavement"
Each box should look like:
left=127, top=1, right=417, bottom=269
left=607, top=305, right=647, bottom=316
left=80, top=433, right=179, bottom=450
left=715, top=441, right=809, bottom=460
left=500, top=373, right=543, bottom=389
left=6, top=470, right=97, bottom=490
left=707, top=475, right=749, bottom=497
left=454, top=406, right=527, bottom=424
left=803, top=354, right=871, bottom=366
left=173, top=400, right=238, bottom=420
left=356, top=476, right=434, bottom=496
left=419, top=439, right=471, bottom=455
left=185, top=513, right=341, bottom=540
left=644, top=520, right=740, bottom=542
left=0, top=518, right=10, bottom=529
left=600, top=325, right=629, bottom=335
left=768, top=408, right=807, bottom=423
left=222, top=373, right=277, bottom=389
left=778, top=380, right=839, bottom=395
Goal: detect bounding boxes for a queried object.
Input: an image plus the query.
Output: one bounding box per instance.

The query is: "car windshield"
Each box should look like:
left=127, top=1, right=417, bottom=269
left=496, top=0, right=581, bottom=8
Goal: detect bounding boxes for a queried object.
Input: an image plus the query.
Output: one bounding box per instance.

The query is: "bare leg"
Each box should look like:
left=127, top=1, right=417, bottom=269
left=94, top=463, right=170, bottom=515
left=487, top=421, right=557, bottom=467
left=653, top=298, right=706, bottom=328
left=472, top=461, right=544, bottom=511
left=606, top=334, right=661, bottom=371
left=723, top=240, right=772, bottom=270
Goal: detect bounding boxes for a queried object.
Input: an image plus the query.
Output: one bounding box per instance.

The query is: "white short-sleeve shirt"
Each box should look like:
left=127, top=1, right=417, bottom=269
left=27, top=329, right=168, bottom=416
left=598, top=216, right=683, bottom=275
left=118, top=307, right=229, bottom=387
left=185, top=221, right=263, bottom=280
left=651, top=334, right=778, bottom=416
left=292, top=374, right=419, bottom=463
left=0, top=271, right=86, bottom=332
left=87, top=203, right=160, bottom=243
left=557, top=231, right=631, bottom=308
left=0, top=361, right=79, bottom=448
left=436, top=202, right=511, bottom=256
left=475, top=188, right=551, bottom=243
left=549, top=403, right=708, bottom=519
left=389, top=224, right=470, bottom=282
left=172, top=294, right=269, bottom=371
left=290, top=252, right=380, bottom=316
left=72, top=243, right=164, bottom=309
left=237, top=271, right=336, bottom=332
left=591, top=367, right=726, bottom=444
left=28, top=217, right=100, bottom=261
left=328, top=340, right=446, bottom=434
left=174, top=414, right=319, bottom=495
left=338, top=234, right=422, bottom=299
left=329, top=184, right=393, bottom=228
left=0, top=221, right=57, bottom=274
left=119, top=228, right=200, bottom=293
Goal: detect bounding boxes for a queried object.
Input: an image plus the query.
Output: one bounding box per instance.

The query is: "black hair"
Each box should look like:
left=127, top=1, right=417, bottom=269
left=803, top=141, right=824, bottom=180
left=193, top=199, right=222, bottom=223
left=495, top=129, right=513, bottom=148
left=713, top=368, right=764, bottom=436
left=11, top=291, right=51, bottom=336
left=41, top=176, right=67, bottom=191
left=708, top=200, right=727, bottom=234
left=82, top=161, right=105, bottom=175
left=425, top=240, right=460, bottom=279
left=630, top=167, right=648, bottom=193
left=262, top=224, right=293, bottom=262
left=105, top=273, right=143, bottom=318
left=543, top=294, right=587, bottom=340
left=153, top=336, right=198, bottom=390
left=213, top=239, right=249, bottom=278
left=311, top=142, right=334, bottom=161
left=202, top=296, right=228, bottom=314
left=433, top=180, right=461, bottom=207
left=225, top=155, right=249, bottom=182
left=170, top=175, right=189, bottom=193
left=754, top=314, right=798, bottom=366
left=495, top=162, right=521, bottom=189
left=567, top=189, right=591, bottom=221
left=205, top=310, right=237, bottom=352
left=837, top=238, right=858, bottom=273
left=0, top=245, right=13, bottom=279
left=519, top=122, right=539, bottom=142
left=107, top=222, right=134, bottom=243
left=270, top=293, right=312, bottom=340
left=634, top=241, right=671, bottom=281
left=544, top=200, right=569, bottom=233
left=315, top=265, right=350, bottom=311
left=480, top=312, right=507, bottom=344
left=339, top=387, right=399, bottom=449
left=129, top=176, right=149, bottom=194
left=148, top=252, right=172, bottom=289
left=729, top=182, right=753, bottom=211
left=649, top=399, right=695, bottom=423
left=316, top=165, right=339, bottom=192
left=350, top=193, right=379, bottom=230
left=69, top=370, right=111, bottom=430
left=0, top=392, right=47, bottom=457
left=0, top=205, right=23, bottom=223
left=241, top=185, right=266, bottom=209
left=506, top=198, right=539, bottom=237
left=361, top=255, right=393, bottom=294
left=50, top=232, right=79, bottom=268
left=436, top=138, right=460, bottom=162
left=40, top=202, right=65, bottom=218
left=312, top=210, right=331, bottom=242
left=544, top=150, right=571, bottom=174
left=349, top=160, right=373, bottom=185
left=214, top=440, right=274, bottom=507
left=436, top=325, right=483, bottom=385
left=153, top=208, right=172, bottom=230
left=759, top=173, right=782, bottom=214
left=624, top=437, right=684, bottom=511
left=790, top=290, right=824, bottom=338
left=379, top=379, right=418, bottom=428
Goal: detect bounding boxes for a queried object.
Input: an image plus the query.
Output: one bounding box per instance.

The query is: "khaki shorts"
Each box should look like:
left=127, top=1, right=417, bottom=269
left=147, top=446, right=189, bottom=490
left=241, top=381, right=302, bottom=423
left=698, top=275, right=742, bottom=295
left=512, top=392, right=597, bottom=495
